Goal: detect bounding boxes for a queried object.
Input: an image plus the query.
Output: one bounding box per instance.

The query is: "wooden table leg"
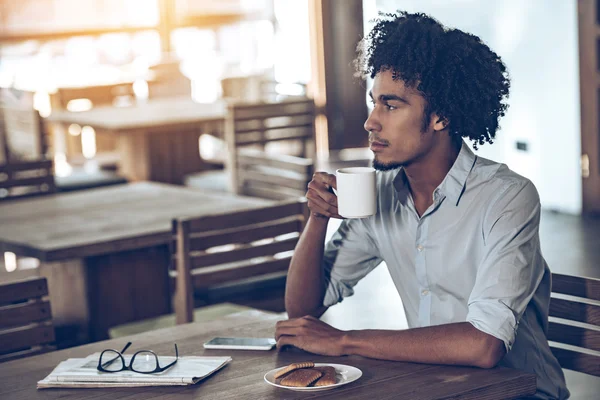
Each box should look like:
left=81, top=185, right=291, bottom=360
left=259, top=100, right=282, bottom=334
left=145, top=129, right=206, bottom=184
left=117, top=132, right=151, bottom=182
left=40, top=245, right=171, bottom=345
left=40, top=259, right=90, bottom=347
left=86, top=244, right=171, bottom=342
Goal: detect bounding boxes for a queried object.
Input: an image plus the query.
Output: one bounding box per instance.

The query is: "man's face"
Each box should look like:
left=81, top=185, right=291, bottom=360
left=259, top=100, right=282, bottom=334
left=365, top=70, right=438, bottom=170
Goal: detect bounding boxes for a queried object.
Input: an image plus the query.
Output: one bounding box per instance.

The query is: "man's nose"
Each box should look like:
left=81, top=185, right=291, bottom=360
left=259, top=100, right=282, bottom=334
left=364, top=111, right=380, bottom=133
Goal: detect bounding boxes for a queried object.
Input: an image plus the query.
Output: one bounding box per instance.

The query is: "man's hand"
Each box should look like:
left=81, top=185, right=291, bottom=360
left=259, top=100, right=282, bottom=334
left=306, top=172, right=344, bottom=219
left=275, top=315, right=347, bottom=356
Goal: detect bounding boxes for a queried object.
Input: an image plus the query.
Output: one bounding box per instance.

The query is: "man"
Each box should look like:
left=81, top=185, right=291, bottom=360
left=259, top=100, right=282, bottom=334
left=275, top=11, right=569, bottom=400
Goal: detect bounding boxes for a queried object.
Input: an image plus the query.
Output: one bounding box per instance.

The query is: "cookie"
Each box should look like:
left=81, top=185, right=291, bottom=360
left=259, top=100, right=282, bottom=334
left=313, top=366, right=337, bottom=386
left=280, top=368, right=323, bottom=387
left=273, top=361, right=315, bottom=379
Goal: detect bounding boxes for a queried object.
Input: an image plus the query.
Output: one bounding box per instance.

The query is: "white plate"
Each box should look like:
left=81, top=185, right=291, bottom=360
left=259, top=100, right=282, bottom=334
left=264, top=363, right=362, bottom=392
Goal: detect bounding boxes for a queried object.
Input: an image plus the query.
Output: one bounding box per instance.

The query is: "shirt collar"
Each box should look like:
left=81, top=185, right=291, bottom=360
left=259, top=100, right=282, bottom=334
left=393, top=140, right=477, bottom=206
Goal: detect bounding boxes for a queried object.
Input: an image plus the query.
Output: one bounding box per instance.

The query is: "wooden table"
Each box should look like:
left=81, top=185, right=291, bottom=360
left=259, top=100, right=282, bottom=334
left=46, top=97, right=227, bottom=184
left=0, top=182, right=269, bottom=343
left=0, top=310, right=537, bottom=399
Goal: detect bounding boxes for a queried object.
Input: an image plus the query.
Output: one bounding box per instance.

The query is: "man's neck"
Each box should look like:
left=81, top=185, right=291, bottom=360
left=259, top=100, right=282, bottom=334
left=404, top=140, right=461, bottom=211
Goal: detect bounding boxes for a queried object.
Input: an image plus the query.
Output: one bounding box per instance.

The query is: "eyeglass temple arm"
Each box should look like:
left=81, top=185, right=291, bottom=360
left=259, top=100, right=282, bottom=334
left=120, top=342, right=132, bottom=354
left=157, top=344, right=179, bottom=371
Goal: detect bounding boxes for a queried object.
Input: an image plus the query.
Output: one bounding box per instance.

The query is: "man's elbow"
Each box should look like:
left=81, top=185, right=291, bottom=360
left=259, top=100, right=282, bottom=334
left=285, top=303, right=327, bottom=319
left=474, top=335, right=506, bottom=369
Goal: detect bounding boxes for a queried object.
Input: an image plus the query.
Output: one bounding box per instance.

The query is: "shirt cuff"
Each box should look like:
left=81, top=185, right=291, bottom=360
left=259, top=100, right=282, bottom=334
left=322, top=280, right=355, bottom=308
left=466, top=300, right=518, bottom=351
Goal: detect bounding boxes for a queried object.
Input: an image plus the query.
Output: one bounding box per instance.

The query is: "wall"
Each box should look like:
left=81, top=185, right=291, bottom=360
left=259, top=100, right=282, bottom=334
left=371, top=0, right=582, bottom=214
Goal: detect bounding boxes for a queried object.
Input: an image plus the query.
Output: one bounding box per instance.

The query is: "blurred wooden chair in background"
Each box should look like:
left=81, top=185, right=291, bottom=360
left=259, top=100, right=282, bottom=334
left=548, top=273, right=600, bottom=398
left=51, top=84, right=134, bottom=170
left=221, top=75, right=307, bottom=103
left=186, top=97, right=316, bottom=199
left=173, top=199, right=308, bottom=323
left=226, top=98, right=316, bottom=200
left=0, top=277, right=55, bottom=363
left=109, top=199, right=307, bottom=337
left=0, top=89, right=48, bottom=162
left=147, top=54, right=192, bottom=99
left=0, top=159, right=55, bottom=201
left=1, top=88, right=126, bottom=194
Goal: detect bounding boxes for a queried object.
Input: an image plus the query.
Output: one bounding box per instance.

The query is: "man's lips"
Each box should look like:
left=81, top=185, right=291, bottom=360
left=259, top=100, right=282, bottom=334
left=369, top=141, right=388, bottom=151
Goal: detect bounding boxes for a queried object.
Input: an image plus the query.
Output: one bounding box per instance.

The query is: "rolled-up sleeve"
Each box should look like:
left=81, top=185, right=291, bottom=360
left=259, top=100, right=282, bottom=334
left=466, top=180, right=545, bottom=351
left=322, top=218, right=383, bottom=307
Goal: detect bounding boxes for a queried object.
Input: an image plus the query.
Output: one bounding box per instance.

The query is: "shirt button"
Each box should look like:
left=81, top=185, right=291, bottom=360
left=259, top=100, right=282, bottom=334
left=416, top=245, right=424, bottom=252
left=421, top=289, right=429, bottom=296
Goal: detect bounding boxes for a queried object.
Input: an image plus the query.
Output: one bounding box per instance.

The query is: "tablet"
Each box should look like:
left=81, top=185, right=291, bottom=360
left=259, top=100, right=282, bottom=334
left=203, top=337, right=277, bottom=350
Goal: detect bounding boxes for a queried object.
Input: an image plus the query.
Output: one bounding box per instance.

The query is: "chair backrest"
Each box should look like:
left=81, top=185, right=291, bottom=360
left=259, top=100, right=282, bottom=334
left=0, top=88, right=48, bottom=162
left=0, top=159, right=56, bottom=201
left=548, top=273, right=600, bottom=377
left=0, top=277, right=55, bottom=363
left=53, top=84, right=135, bottom=109
left=225, top=98, right=316, bottom=200
left=171, top=199, right=308, bottom=324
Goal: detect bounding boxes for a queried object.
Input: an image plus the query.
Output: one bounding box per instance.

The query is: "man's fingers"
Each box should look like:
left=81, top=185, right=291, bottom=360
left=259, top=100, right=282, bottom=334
left=276, top=335, right=298, bottom=351
left=312, top=172, right=337, bottom=190
left=306, top=189, right=338, bottom=217
left=274, top=326, right=301, bottom=340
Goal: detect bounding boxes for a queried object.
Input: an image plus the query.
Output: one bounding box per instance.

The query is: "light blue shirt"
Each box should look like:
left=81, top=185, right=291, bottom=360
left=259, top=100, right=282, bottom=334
left=322, top=141, right=569, bottom=399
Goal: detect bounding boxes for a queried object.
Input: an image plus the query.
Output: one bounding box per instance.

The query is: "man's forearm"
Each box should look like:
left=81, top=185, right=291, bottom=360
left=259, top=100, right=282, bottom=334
left=342, top=322, right=505, bottom=368
left=285, top=215, right=330, bottom=318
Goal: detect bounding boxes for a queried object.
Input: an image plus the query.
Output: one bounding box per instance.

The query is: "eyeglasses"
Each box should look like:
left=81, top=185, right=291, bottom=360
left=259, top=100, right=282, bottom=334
left=97, top=342, right=179, bottom=374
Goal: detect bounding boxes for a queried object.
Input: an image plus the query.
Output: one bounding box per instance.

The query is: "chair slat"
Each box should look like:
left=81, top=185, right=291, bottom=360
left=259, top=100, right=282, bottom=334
left=191, top=256, right=292, bottom=288
left=235, top=122, right=313, bottom=135
left=0, top=300, right=52, bottom=329
left=0, top=159, right=55, bottom=200
left=190, top=236, right=298, bottom=269
left=552, top=273, right=600, bottom=301
left=240, top=170, right=309, bottom=191
left=0, top=345, right=54, bottom=364
left=186, top=217, right=302, bottom=251
left=0, top=159, right=53, bottom=173
left=233, top=101, right=314, bottom=121
left=187, top=200, right=304, bottom=232
left=550, top=346, right=600, bottom=377
left=0, top=277, right=48, bottom=305
left=549, top=297, right=600, bottom=326
left=238, top=151, right=313, bottom=173
left=0, top=174, right=54, bottom=189
left=547, top=321, right=600, bottom=352
left=0, top=323, right=55, bottom=353
left=236, top=133, right=314, bottom=147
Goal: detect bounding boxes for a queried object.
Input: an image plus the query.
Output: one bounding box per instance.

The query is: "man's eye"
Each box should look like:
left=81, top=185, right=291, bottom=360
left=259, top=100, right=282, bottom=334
left=385, top=104, right=396, bottom=110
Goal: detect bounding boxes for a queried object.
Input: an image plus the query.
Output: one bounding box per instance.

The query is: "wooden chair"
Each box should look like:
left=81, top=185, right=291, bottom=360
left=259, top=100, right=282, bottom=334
left=225, top=98, right=316, bottom=200
left=0, top=89, right=48, bottom=162
left=547, top=273, right=600, bottom=377
left=0, top=159, right=55, bottom=201
left=172, top=199, right=308, bottom=324
left=51, top=84, right=133, bottom=169
left=0, top=277, right=55, bottom=363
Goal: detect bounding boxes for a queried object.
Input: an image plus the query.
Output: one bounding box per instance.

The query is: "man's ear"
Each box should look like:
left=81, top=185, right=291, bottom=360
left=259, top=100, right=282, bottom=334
left=432, top=114, right=449, bottom=132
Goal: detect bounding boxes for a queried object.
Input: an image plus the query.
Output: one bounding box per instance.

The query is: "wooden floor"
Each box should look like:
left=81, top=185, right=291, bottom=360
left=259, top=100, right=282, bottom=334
left=321, top=210, right=600, bottom=400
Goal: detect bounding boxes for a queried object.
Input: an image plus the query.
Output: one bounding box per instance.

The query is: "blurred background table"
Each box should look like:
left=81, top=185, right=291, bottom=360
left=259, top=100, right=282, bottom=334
left=0, top=182, right=270, bottom=344
left=46, top=98, right=227, bottom=184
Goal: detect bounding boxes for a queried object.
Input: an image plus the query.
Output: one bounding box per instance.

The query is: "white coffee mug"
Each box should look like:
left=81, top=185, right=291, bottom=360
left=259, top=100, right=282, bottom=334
left=335, top=167, right=377, bottom=218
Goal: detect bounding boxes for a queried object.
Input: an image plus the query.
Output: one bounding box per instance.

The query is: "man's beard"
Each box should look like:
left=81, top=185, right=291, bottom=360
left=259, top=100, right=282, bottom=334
left=372, top=157, right=404, bottom=171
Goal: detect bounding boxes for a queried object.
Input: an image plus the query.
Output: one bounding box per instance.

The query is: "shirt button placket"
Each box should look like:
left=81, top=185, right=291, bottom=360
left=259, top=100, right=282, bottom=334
left=415, top=218, right=431, bottom=327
